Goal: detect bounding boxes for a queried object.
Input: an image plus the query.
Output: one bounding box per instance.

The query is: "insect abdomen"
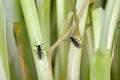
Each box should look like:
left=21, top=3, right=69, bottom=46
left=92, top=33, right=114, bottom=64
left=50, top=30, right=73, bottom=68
left=36, top=45, right=43, bottom=59
left=70, top=37, right=81, bottom=48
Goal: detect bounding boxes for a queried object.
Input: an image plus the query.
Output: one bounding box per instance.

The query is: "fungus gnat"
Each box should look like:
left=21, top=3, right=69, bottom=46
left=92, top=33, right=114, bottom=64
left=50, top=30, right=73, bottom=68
left=35, top=44, right=43, bottom=59
left=70, top=36, right=82, bottom=48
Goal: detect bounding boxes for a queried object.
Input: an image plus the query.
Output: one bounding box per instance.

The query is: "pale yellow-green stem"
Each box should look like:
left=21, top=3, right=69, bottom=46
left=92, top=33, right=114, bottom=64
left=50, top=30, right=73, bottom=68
left=90, top=0, right=120, bottom=80
left=5, top=0, right=24, bottom=79
left=36, top=0, right=51, bottom=50
left=92, top=7, right=104, bottom=52
left=0, top=0, right=10, bottom=80
left=20, top=0, right=53, bottom=80
left=99, top=0, right=120, bottom=50
left=54, top=0, right=69, bottom=80
left=67, top=0, right=89, bottom=80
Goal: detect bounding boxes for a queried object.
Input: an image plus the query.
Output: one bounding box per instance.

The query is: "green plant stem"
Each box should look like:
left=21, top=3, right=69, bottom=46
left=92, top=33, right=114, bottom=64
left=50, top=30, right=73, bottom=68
left=90, top=0, right=120, bottom=80
left=55, top=0, right=69, bottom=80
left=106, top=0, right=120, bottom=49
left=67, top=0, right=89, bottom=80
left=0, top=0, right=10, bottom=79
left=111, top=24, right=120, bottom=80
left=80, top=27, right=94, bottom=80
left=90, top=50, right=111, bottom=80
left=20, top=0, right=53, bottom=80
left=13, top=23, right=38, bottom=80
left=67, top=44, right=82, bottom=80
left=99, top=0, right=120, bottom=50
left=92, top=7, right=104, bottom=51
left=14, top=23, right=28, bottom=80
left=76, top=0, right=89, bottom=37
left=56, top=0, right=65, bottom=33
left=5, top=0, right=24, bottom=79
left=36, top=0, right=51, bottom=50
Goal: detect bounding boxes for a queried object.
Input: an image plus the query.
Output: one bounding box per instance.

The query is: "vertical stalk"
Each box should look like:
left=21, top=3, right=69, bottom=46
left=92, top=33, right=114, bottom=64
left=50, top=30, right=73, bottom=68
left=13, top=23, right=38, bottom=80
left=99, top=0, right=120, bottom=50
left=90, top=50, right=111, bottom=80
left=90, top=0, right=120, bottom=80
left=84, top=27, right=94, bottom=80
left=76, top=0, right=89, bottom=37
left=0, top=0, right=10, bottom=80
left=95, top=50, right=111, bottom=80
left=14, top=23, right=28, bottom=80
left=36, top=0, right=51, bottom=50
left=67, top=0, right=89, bottom=80
left=20, top=0, right=53, bottom=80
left=92, top=7, right=104, bottom=51
left=5, top=0, right=24, bottom=79
left=111, top=24, right=120, bottom=80
left=55, top=0, right=69, bottom=80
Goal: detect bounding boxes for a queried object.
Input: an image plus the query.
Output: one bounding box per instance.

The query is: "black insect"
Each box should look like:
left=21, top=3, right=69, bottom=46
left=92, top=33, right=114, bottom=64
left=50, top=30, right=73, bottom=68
left=35, top=44, right=43, bottom=59
left=70, top=37, right=82, bottom=48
